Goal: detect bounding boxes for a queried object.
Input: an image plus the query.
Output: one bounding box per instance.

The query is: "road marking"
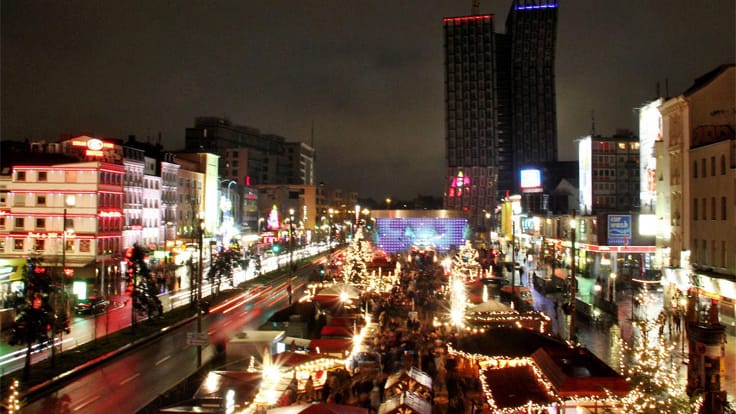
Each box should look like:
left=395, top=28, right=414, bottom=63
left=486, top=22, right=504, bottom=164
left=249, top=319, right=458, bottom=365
left=73, top=394, right=100, bottom=411
left=155, top=355, right=171, bottom=366
left=119, top=372, right=140, bottom=385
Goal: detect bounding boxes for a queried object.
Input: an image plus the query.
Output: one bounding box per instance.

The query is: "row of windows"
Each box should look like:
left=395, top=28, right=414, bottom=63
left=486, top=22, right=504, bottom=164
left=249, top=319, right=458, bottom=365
left=0, top=238, right=91, bottom=253
left=15, top=170, right=123, bottom=186
left=693, top=155, right=728, bottom=178
left=0, top=217, right=123, bottom=232
left=693, top=197, right=728, bottom=221
left=692, top=239, right=729, bottom=268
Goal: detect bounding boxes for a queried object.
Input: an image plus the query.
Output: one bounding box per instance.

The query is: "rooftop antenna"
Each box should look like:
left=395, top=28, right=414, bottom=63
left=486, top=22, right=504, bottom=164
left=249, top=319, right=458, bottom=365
left=310, top=120, right=315, bottom=148
left=471, top=0, right=480, bottom=15
left=591, top=110, right=596, bottom=136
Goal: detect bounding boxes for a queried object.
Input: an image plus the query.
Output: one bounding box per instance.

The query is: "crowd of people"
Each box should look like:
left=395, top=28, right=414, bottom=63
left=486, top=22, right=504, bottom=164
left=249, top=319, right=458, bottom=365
left=298, top=256, right=494, bottom=414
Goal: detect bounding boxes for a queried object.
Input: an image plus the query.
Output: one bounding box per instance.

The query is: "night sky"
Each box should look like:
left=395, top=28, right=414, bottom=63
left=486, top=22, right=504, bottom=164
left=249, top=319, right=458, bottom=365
left=2, top=1, right=734, bottom=200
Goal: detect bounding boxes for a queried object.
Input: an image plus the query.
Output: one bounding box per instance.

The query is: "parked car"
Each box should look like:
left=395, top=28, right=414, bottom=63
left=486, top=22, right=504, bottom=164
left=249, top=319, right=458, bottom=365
left=75, top=296, right=109, bottom=315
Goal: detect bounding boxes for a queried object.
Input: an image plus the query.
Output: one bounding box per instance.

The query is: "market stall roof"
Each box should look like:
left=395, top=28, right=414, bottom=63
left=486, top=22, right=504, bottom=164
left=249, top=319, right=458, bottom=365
left=308, top=338, right=353, bottom=356
left=531, top=347, right=629, bottom=397
left=456, top=327, right=567, bottom=357
left=272, top=351, right=318, bottom=367
left=377, top=391, right=432, bottom=414
left=193, top=371, right=260, bottom=400
left=481, top=365, right=558, bottom=409
left=320, top=325, right=354, bottom=338
left=384, top=367, right=432, bottom=393
left=266, top=402, right=368, bottom=414
left=467, top=299, right=516, bottom=314
left=316, top=283, right=362, bottom=299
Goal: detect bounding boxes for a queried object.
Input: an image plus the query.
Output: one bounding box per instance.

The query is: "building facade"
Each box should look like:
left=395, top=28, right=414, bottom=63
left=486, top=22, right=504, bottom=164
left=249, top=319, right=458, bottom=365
left=578, top=134, right=640, bottom=215
left=0, top=161, right=124, bottom=298
left=443, top=1, right=559, bottom=229
left=443, top=14, right=498, bottom=229
left=506, top=0, right=559, bottom=189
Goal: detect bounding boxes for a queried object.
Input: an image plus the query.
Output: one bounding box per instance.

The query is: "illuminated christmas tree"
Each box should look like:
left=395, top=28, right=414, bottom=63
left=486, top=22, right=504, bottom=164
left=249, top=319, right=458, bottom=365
left=451, top=240, right=480, bottom=280
left=615, top=293, right=703, bottom=413
left=342, top=227, right=372, bottom=284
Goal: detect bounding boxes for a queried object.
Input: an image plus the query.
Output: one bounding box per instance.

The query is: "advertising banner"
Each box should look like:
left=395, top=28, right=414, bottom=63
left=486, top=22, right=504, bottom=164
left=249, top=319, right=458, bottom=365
left=608, top=214, right=631, bottom=246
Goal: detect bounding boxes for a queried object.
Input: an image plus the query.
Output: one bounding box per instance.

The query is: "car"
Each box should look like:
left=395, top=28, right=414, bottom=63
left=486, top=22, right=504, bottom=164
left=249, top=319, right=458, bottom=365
left=75, top=296, right=109, bottom=315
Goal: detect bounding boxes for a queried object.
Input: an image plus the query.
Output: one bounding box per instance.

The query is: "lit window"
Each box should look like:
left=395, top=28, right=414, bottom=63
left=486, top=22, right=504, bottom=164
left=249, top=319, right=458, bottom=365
left=14, top=239, right=24, bottom=251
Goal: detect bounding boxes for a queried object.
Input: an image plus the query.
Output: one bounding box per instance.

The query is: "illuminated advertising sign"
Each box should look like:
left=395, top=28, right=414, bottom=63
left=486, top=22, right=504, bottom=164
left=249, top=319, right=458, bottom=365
left=608, top=214, right=632, bottom=246
left=639, top=214, right=657, bottom=236
left=578, top=136, right=592, bottom=214
left=375, top=217, right=467, bottom=253
left=639, top=99, right=662, bottom=210
left=520, top=169, right=542, bottom=192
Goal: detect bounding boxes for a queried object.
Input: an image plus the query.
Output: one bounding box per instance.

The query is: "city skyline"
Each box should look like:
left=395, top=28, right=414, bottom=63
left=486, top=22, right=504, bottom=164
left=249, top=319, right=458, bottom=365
left=2, top=0, right=734, bottom=200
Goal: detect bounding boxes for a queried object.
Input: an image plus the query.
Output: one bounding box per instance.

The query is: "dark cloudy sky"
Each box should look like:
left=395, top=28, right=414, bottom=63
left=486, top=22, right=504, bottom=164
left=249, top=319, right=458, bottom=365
left=2, top=1, right=734, bottom=200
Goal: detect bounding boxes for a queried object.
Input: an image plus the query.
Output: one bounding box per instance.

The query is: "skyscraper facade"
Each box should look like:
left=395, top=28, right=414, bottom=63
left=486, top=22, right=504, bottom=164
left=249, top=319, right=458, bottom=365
left=443, top=14, right=498, bottom=229
left=506, top=1, right=559, bottom=187
left=443, top=1, right=558, bottom=229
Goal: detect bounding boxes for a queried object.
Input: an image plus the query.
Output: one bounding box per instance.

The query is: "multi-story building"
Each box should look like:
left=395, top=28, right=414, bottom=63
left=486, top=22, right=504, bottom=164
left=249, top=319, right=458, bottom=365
left=185, top=117, right=301, bottom=186
left=122, top=145, right=145, bottom=249
left=284, top=142, right=315, bottom=185
left=578, top=133, right=640, bottom=215
left=443, top=0, right=559, bottom=229
left=505, top=0, right=559, bottom=189
left=659, top=64, right=735, bottom=332
left=0, top=160, right=124, bottom=298
left=443, top=14, right=498, bottom=228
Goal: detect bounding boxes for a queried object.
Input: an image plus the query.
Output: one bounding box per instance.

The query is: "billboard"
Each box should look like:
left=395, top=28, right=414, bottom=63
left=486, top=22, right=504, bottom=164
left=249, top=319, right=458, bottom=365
left=374, top=217, right=468, bottom=253
left=520, top=168, right=542, bottom=192
left=639, top=99, right=663, bottom=210
left=578, top=136, right=592, bottom=214
left=608, top=214, right=632, bottom=246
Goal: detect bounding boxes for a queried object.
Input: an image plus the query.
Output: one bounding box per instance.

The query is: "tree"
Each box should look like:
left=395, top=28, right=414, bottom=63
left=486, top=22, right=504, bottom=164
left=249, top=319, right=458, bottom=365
left=613, top=298, right=703, bottom=413
left=451, top=240, right=480, bottom=280
left=207, top=248, right=239, bottom=296
left=125, top=244, right=163, bottom=322
left=12, top=256, right=54, bottom=381
left=342, top=227, right=372, bottom=285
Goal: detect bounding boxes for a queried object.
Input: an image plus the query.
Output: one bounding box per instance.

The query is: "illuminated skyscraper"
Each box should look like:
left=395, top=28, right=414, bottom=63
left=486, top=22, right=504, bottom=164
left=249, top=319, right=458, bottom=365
left=443, top=1, right=558, bottom=229
left=506, top=1, right=559, bottom=187
left=442, top=14, right=498, bottom=229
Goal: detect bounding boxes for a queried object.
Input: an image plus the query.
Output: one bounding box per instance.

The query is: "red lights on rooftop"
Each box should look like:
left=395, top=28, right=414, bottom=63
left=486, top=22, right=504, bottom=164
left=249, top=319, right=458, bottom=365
left=443, top=15, right=493, bottom=23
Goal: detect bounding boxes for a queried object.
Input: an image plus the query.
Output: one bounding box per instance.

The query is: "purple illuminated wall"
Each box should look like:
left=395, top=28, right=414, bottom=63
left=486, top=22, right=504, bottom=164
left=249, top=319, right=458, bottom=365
left=374, top=217, right=468, bottom=254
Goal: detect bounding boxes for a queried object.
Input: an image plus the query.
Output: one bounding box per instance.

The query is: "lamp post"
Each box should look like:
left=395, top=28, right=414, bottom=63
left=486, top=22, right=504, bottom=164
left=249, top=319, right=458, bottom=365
left=610, top=272, right=617, bottom=302
left=54, top=194, right=76, bottom=367
left=385, top=198, right=391, bottom=210
left=197, top=214, right=204, bottom=368
left=288, top=208, right=295, bottom=305
left=328, top=208, right=334, bottom=252
left=569, top=215, right=577, bottom=342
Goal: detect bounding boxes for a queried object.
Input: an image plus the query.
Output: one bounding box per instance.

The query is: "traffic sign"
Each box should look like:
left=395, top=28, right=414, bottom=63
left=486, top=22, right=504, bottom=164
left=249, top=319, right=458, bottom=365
left=187, top=332, right=209, bottom=346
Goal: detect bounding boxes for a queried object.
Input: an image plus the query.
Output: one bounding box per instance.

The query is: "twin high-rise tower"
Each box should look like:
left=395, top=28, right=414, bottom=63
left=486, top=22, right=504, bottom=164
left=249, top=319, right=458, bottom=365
left=443, top=1, right=558, bottom=228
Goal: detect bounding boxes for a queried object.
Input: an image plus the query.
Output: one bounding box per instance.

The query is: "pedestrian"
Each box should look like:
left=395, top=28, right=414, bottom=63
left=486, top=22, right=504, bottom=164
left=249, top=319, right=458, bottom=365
left=305, top=375, right=315, bottom=401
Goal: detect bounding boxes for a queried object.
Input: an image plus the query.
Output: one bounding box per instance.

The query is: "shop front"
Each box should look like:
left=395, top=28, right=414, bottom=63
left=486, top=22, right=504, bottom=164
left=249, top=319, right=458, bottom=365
left=662, top=267, right=736, bottom=335
left=0, top=258, right=27, bottom=309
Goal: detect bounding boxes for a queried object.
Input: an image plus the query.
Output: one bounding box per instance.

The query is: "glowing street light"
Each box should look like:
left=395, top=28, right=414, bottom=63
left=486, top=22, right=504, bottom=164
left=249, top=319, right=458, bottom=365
left=569, top=215, right=577, bottom=342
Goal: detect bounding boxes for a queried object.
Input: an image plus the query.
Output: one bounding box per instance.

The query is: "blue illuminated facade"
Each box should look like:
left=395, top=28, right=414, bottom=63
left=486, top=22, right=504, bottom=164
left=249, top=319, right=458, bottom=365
left=374, top=217, right=469, bottom=254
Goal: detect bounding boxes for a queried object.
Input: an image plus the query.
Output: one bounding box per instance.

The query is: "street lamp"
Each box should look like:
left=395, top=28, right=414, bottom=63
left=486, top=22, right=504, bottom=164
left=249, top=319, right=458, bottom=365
left=569, top=215, right=577, bottom=342
left=197, top=213, right=205, bottom=367
left=53, top=194, right=76, bottom=367
left=288, top=208, right=295, bottom=305
left=328, top=208, right=334, bottom=252
left=385, top=198, right=391, bottom=209
left=610, top=272, right=617, bottom=302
